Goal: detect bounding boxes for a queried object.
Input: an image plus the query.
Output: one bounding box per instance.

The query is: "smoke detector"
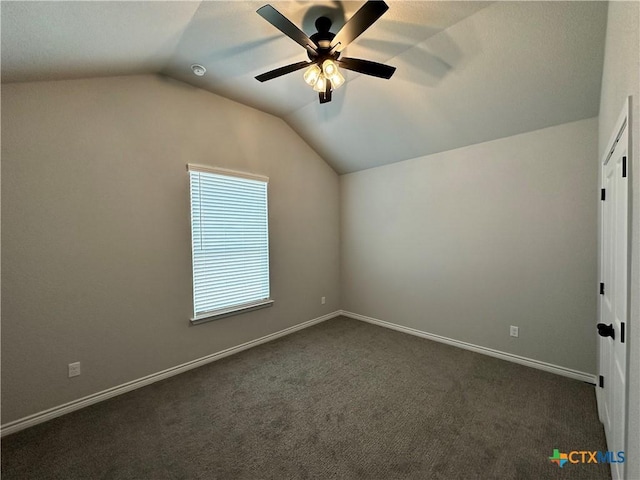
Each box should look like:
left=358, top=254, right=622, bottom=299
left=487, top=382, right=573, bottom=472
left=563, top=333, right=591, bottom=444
left=191, top=64, right=206, bottom=77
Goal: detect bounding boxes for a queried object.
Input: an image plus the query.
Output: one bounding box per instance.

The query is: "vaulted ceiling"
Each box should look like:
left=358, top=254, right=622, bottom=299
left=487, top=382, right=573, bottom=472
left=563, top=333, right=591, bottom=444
left=1, top=1, right=607, bottom=173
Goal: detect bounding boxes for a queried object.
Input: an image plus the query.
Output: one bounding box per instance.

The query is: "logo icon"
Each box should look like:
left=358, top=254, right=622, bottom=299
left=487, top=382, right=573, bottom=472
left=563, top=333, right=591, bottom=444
left=549, top=448, right=625, bottom=467
left=549, top=449, right=569, bottom=468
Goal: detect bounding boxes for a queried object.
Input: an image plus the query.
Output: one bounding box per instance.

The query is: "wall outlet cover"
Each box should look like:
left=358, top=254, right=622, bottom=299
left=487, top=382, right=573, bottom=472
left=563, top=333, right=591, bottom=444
left=68, top=362, right=81, bottom=378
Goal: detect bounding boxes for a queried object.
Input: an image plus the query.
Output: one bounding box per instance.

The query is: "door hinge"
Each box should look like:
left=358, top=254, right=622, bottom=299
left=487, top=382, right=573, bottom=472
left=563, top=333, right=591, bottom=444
left=600, top=282, right=605, bottom=295
left=599, top=375, right=604, bottom=388
left=621, top=322, right=625, bottom=343
left=601, top=188, right=606, bottom=201
left=622, top=156, right=627, bottom=178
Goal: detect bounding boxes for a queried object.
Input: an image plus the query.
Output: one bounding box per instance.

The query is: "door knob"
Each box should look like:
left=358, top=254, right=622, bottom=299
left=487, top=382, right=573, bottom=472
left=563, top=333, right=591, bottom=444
left=597, top=323, right=615, bottom=340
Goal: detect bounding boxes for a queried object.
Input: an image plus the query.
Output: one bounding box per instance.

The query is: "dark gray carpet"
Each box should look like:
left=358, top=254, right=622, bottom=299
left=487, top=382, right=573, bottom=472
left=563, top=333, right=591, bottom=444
left=2, top=317, right=610, bottom=479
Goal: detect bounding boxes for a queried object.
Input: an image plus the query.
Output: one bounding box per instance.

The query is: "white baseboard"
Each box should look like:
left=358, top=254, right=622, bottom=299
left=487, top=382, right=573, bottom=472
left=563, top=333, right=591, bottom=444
left=1, top=310, right=341, bottom=437
left=2, top=309, right=595, bottom=437
left=340, top=310, right=597, bottom=384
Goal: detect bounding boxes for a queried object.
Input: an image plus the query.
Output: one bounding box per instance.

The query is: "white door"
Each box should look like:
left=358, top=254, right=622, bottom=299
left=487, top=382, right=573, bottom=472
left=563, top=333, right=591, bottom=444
left=597, top=100, right=629, bottom=480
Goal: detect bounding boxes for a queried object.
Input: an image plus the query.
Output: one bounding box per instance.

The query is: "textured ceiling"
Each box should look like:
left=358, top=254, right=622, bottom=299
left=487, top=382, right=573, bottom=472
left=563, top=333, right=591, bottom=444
left=1, top=1, right=607, bottom=173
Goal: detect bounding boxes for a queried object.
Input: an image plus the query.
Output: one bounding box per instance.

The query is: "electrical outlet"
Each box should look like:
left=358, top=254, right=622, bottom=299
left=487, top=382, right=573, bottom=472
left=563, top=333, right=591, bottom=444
left=321, top=296, right=326, bottom=305
left=510, top=326, right=519, bottom=338
left=68, top=362, right=81, bottom=378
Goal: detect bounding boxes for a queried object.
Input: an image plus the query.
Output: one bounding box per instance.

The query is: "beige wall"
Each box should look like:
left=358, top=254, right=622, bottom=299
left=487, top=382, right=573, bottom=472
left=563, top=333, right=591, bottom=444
left=598, top=1, right=640, bottom=476
left=341, top=118, right=598, bottom=374
left=1, top=75, right=340, bottom=424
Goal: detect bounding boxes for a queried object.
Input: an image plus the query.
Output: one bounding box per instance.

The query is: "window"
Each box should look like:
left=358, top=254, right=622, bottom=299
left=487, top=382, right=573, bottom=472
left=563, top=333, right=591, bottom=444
left=188, top=165, right=272, bottom=324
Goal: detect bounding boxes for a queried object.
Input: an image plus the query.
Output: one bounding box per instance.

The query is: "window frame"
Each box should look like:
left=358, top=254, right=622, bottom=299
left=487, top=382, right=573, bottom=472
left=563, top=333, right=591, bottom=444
left=187, top=164, right=273, bottom=325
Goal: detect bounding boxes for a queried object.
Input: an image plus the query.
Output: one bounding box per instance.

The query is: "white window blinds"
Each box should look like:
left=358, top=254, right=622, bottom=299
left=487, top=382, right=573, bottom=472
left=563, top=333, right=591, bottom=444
left=188, top=165, right=271, bottom=321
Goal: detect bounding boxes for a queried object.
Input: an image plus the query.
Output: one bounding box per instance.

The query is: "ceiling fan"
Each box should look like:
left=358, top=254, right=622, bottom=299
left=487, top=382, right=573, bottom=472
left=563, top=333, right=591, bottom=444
left=255, top=0, right=396, bottom=104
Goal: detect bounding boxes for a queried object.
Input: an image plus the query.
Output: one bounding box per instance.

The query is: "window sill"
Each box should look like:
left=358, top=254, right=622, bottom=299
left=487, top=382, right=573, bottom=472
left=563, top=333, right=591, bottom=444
left=190, top=299, right=274, bottom=325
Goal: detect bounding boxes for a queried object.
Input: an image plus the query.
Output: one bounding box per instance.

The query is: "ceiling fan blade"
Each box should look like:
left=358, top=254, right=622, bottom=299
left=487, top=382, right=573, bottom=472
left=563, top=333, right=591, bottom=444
left=257, top=5, right=318, bottom=54
left=330, top=1, right=389, bottom=53
left=337, top=57, right=396, bottom=79
left=255, top=61, right=311, bottom=82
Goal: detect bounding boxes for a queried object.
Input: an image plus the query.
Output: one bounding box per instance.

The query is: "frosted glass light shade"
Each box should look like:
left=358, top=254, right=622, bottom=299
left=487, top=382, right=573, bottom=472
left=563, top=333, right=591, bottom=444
left=313, top=74, right=327, bottom=92
left=322, top=60, right=338, bottom=76
left=329, top=69, right=345, bottom=89
left=303, top=64, right=322, bottom=86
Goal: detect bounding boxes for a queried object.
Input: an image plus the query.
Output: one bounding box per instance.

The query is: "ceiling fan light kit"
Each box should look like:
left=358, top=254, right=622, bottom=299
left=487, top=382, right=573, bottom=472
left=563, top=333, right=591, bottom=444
left=255, top=0, right=396, bottom=104
left=304, top=59, right=344, bottom=93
